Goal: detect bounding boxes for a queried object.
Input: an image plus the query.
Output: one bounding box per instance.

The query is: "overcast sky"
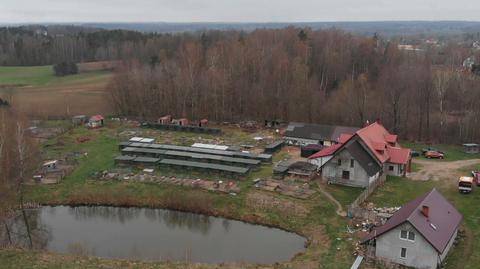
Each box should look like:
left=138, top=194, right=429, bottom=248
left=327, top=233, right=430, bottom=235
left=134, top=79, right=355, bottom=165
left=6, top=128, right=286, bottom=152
left=1, top=0, right=479, bottom=23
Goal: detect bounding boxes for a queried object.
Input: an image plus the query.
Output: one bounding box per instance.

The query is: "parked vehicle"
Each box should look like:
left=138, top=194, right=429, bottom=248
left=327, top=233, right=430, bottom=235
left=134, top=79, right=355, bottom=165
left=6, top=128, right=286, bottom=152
left=422, top=147, right=445, bottom=155
left=471, top=171, right=480, bottom=186
left=459, top=176, right=474, bottom=193
left=410, top=150, right=420, bottom=157
left=424, top=150, right=445, bottom=159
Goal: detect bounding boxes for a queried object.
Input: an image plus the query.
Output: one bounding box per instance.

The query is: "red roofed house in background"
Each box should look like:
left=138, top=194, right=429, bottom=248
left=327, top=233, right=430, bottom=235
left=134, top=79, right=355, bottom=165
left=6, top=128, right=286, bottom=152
left=308, top=121, right=411, bottom=188
left=361, top=189, right=462, bottom=269
left=87, top=115, right=104, bottom=128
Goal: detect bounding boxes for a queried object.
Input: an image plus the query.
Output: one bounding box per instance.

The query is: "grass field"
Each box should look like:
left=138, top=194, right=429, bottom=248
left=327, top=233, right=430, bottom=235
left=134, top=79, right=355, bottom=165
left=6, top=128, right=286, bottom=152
left=0, top=65, right=110, bottom=88
left=402, top=142, right=480, bottom=161
left=0, top=65, right=113, bottom=117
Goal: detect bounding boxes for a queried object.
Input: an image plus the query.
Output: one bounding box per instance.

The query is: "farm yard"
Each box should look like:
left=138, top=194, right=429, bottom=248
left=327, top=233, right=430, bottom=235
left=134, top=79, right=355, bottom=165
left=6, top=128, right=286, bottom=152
left=0, top=120, right=362, bottom=268
left=1, top=13, right=480, bottom=269
left=0, top=116, right=479, bottom=269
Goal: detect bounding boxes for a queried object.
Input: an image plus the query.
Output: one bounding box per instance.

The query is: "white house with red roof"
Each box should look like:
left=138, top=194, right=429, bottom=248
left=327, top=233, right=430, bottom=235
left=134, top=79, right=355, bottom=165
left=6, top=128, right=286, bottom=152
left=308, top=122, right=411, bottom=187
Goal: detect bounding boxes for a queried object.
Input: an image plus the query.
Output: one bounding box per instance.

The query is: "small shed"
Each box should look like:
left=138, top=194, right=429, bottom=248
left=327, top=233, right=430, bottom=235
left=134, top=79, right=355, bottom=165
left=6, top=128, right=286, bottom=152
left=72, top=115, right=87, bottom=125
left=301, top=144, right=324, bottom=158
left=273, top=164, right=289, bottom=179
left=199, top=119, right=209, bottom=127
left=172, top=118, right=189, bottom=126
left=463, top=143, right=480, bottom=154
left=42, top=160, right=59, bottom=172
left=287, top=161, right=317, bottom=180
left=158, top=115, right=172, bottom=124
left=88, top=115, right=104, bottom=128
left=264, top=140, right=285, bottom=154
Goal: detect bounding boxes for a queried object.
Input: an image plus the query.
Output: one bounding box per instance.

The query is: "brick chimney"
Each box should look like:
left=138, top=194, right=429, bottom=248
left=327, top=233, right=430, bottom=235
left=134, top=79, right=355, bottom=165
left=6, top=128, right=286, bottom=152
left=421, top=205, right=430, bottom=218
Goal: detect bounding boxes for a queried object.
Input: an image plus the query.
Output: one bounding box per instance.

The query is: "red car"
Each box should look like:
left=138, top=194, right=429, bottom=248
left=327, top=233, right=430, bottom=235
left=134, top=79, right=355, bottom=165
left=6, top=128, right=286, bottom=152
left=424, top=150, right=444, bottom=159
left=472, top=171, right=480, bottom=186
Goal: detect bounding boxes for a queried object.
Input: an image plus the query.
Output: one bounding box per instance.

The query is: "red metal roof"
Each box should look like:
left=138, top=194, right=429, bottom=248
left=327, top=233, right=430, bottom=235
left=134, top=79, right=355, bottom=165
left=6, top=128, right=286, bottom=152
left=356, top=122, right=393, bottom=163
left=338, top=133, right=353, bottom=144
left=90, top=115, right=104, bottom=121
left=308, top=143, right=343, bottom=159
left=387, top=147, right=411, bottom=165
left=385, top=134, right=398, bottom=144
left=362, top=189, right=463, bottom=254
left=309, top=122, right=410, bottom=165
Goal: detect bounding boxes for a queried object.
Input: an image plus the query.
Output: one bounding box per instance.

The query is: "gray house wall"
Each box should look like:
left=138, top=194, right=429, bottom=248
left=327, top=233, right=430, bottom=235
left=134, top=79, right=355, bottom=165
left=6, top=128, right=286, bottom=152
left=321, top=149, right=371, bottom=187
left=384, top=163, right=405, bottom=177
left=375, top=222, right=457, bottom=269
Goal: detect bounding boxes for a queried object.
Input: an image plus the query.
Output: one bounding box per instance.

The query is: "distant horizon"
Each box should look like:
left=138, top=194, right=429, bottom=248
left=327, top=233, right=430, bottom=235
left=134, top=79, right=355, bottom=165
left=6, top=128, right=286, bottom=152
left=2, top=20, right=480, bottom=25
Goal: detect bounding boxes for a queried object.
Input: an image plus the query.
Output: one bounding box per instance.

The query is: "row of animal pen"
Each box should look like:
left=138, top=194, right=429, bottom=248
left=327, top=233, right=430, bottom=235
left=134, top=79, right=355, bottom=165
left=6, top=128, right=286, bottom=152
left=115, top=142, right=272, bottom=178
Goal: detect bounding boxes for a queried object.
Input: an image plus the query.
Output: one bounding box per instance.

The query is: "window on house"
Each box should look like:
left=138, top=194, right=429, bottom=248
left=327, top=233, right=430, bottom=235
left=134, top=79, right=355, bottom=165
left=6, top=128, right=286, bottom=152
left=408, top=232, right=415, bottom=241
left=400, top=247, right=407, bottom=258
left=389, top=166, right=394, bottom=171
left=400, top=230, right=415, bottom=241
left=337, top=159, right=342, bottom=166
left=350, top=159, right=354, bottom=168
left=342, top=170, right=350, bottom=180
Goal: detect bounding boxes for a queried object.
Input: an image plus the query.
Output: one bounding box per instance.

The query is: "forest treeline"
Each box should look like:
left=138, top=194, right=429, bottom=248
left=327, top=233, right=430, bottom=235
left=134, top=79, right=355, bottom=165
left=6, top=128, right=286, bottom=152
left=107, top=27, right=480, bottom=143
left=0, top=25, right=233, bottom=66
left=2, top=25, right=480, bottom=143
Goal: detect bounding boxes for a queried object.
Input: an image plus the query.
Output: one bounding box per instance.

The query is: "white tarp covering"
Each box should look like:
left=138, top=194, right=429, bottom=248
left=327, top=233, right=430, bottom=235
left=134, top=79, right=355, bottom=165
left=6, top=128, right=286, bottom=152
left=191, top=143, right=229, bottom=151
left=129, top=137, right=155, bottom=143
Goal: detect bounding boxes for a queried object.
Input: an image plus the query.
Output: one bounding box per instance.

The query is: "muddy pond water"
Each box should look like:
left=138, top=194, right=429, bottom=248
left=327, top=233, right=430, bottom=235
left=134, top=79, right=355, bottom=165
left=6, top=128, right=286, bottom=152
left=2, top=206, right=306, bottom=263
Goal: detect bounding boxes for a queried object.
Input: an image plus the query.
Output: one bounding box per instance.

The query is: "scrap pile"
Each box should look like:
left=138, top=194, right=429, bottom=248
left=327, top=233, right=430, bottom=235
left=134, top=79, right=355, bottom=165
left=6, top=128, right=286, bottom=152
left=349, top=203, right=401, bottom=235
left=100, top=171, right=240, bottom=194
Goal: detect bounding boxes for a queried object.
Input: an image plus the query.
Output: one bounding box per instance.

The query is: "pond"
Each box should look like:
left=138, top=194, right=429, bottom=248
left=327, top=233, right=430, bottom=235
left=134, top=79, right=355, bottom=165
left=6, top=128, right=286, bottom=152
left=1, top=206, right=306, bottom=264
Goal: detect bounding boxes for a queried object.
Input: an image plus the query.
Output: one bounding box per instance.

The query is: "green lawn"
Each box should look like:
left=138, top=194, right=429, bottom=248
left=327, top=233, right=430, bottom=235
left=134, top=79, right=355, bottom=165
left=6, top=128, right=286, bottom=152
left=324, top=184, right=365, bottom=208
left=402, top=142, right=480, bottom=161
left=0, top=65, right=111, bottom=88
left=368, top=176, right=480, bottom=269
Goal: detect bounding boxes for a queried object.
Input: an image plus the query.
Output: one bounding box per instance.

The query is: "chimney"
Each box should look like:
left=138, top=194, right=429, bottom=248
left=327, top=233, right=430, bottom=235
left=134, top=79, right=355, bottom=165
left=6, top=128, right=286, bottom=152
left=421, top=205, right=430, bottom=218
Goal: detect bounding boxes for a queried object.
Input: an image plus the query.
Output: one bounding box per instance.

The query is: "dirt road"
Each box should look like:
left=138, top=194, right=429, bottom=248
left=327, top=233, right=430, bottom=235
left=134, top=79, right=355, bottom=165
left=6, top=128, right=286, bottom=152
left=409, top=158, right=480, bottom=181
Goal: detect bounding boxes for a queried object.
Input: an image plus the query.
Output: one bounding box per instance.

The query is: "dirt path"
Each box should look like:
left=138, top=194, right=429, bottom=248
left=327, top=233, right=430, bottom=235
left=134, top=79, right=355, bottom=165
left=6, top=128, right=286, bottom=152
left=409, top=159, right=480, bottom=181
left=317, top=185, right=346, bottom=217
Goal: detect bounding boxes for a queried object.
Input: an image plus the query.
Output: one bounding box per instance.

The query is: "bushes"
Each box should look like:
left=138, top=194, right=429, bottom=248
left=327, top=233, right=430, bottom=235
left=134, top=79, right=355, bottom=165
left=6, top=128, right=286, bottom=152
left=162, top=191, right=214, bottom=214
left=53, top=62, right=78, bottom=77
left=0, top=98, right=9, bottom=107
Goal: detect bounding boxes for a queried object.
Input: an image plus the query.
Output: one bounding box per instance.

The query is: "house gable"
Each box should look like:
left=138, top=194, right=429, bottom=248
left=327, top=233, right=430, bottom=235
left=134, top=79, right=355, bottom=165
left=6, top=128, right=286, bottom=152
left=345, top=138, right=382, bottom=177
left=375, top=222, right=439, bottom=269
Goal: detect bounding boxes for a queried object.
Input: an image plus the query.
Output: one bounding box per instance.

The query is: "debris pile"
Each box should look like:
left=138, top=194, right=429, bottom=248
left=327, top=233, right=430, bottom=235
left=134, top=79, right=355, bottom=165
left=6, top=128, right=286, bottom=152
left=99, top=171, right=240, bottom=194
